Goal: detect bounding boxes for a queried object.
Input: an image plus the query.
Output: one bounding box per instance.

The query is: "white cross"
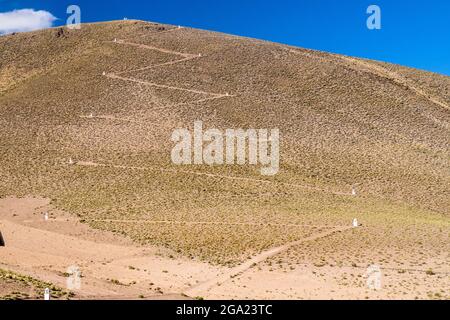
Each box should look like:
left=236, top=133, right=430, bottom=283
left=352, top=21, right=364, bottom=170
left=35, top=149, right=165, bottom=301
left=44, top=288, right=50, bottom=300
left=66, top=265, right=82, bottom=290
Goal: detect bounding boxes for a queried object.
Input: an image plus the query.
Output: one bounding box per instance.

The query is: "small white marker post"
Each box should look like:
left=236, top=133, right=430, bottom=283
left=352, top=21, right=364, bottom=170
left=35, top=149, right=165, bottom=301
left=44, top=288, right=50, bottom=300
left=68, top=158, right=74, bottom=165
left=352, top=186, right=357, bottom=196
left=198, top=53, right=202, bottom=57
left=102, top=71, right=106, bottom=76
left=113, top=38, right=117, bottom=43
left=43, top=212, right=48, bottom=221
left=352, top=218, right=358, bottom=228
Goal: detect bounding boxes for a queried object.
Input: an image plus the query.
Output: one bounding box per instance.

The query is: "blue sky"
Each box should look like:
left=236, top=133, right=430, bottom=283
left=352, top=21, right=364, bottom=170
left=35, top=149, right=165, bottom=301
left=1, top=0, right=449, bottom=76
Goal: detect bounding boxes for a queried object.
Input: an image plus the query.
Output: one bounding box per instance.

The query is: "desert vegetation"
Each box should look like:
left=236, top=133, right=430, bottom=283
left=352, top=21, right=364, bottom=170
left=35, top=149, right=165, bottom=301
left=0, top=268, right=72, bottom=300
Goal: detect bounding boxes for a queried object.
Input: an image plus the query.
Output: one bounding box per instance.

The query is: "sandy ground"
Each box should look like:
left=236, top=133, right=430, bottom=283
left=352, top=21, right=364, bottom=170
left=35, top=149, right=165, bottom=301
left=0, top=196, right=221, bottom=299
left=1, top=196, right=447, bottom=300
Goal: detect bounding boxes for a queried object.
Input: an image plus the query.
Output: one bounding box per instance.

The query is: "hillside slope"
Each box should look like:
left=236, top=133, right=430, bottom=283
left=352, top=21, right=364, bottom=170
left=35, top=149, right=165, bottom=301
left=0, top=21, right=448, bottom=269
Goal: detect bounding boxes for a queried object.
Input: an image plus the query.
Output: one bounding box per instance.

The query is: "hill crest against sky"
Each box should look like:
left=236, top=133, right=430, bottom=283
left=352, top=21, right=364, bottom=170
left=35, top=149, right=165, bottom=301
left=2, top=0, right=450, bottom=76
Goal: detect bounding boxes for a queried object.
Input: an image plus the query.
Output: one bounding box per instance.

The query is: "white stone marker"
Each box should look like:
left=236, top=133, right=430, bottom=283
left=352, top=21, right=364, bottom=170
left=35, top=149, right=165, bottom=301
left=366, top=265, right=382, bottom=290
left=352, top=218, right=358, bottom=228
left=113, top=38, right=117, bottom=43
left=66, top=265, right=82, bottom=290
left=102, top=71, right=106, bottom=76
left=68, top=158, right=74, bottom=165
left=352, top=187, right=357, bottom=196
left=43, top=212, right=49, bottom=221
left=44, top=288, right=50, bottom=300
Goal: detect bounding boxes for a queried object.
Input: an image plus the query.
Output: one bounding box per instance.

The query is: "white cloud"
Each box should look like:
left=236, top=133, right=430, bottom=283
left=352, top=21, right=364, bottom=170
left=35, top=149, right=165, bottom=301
left=0, top=9, right=57, bottom=35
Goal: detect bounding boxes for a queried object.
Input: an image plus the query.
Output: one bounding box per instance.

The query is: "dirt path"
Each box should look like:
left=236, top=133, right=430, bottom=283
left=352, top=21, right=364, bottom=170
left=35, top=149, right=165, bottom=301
left=341, top=56, right=450, bottom=111
left=79, top=114, right=144, bottom=124
left=86, top=33, right=236, bottom=129
left=79, top=94, right=234, bottom=122
left=116, top=56, right=200, bottom=75
left=288, top=49, right=450, bottom=111
left=174, top=94, right=234, bottom=106
left=103, top=37, right=234, bottom=99
left=132, top=26, right=185, bottom=40
left=87, top=218, right=342, bottom=229
left=112, top=39, right=196, bottom=58
left=184, top=226, right=353, bottom=297
left=0, top=197, right=358, bottom=300
left=75, top=160, right=352, bottom=196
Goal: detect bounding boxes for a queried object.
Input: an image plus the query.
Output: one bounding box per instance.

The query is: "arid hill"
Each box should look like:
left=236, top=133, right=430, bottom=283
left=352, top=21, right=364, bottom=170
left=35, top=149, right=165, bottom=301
left=0, top=20, right=448, bottom=298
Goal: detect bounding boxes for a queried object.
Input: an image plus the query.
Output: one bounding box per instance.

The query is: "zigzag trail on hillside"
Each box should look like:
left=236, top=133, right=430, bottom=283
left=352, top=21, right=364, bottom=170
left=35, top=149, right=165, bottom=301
left=79, top=114, right=143, bottom=124
left=84, top=32, right=235, bottom=122
left=288, top=48, right=450, bottom=111
left=79, top=94, right=230, bottom=124
left=116, top=56, right=198, bottom=75
left=183, top=226, right=354, bottom=297
left=111, top=37, right=201, bottom=75
left=74, top=161, right=353, bottom=196
left=113, top=39, right=197, bottom=58
left=106, top=73, right=232, bottom=97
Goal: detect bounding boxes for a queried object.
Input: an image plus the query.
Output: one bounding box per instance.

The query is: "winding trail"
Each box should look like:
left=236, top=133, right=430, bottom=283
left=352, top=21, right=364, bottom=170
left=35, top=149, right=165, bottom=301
left=183, top=226, right=353, bottom=297
left=288, top=48, right=450, bottom=111
left=110, top=36, right=202, bottom=75
left=174, top=94, right=234, bottom=107
left=132, top=26, right=185, bottom=39
left=116, top=56, right=199, bottom=75
left=75, top=160, right=352, bottom=196
left=106, top=73, right=231, bottom=97
left=87, top=218, right=342, bottom=229
left=340, top=56, right=450, bottom=111
left=80, top=94, right=234, bottom=123
left=112, top=39, right=196, bottom=58
left=79, top=114, right=143, bottom=124
left=98, top=29, right=235, bottom=103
